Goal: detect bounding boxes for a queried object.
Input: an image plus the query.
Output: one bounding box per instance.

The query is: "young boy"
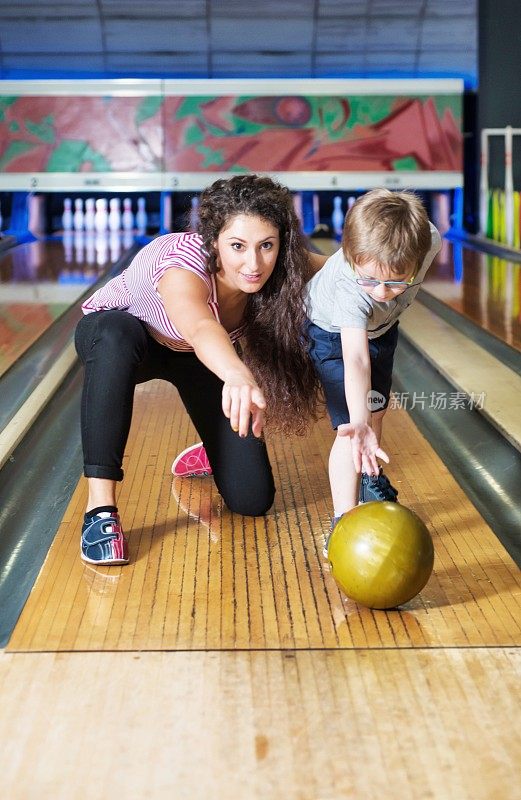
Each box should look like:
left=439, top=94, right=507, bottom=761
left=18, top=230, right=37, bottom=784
left=304, top=188, right=441, bottom=555
left=172, top=188, right=441, bottom=555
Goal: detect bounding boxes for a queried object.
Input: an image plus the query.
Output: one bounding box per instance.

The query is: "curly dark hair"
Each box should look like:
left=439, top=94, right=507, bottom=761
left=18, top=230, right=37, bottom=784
left=197, top=174, right=321, bottom=435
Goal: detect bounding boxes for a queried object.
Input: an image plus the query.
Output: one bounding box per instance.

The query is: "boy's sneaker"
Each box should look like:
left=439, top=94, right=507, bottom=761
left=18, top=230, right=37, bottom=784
left=323, top=515, right=343, bottom=559
left=81, top=511, right=129, bottom=565
left=172, top=442, right=212, bottom=478
left=323, top=471, right=398, bottom=558
left=359, top=468, right=398, bottom=503
left=323, top=530, right=333, bottom=559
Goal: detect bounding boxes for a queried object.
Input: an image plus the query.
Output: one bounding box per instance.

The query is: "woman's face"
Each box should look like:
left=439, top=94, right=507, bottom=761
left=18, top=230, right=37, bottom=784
left=214, top=214, right=280, bottom=294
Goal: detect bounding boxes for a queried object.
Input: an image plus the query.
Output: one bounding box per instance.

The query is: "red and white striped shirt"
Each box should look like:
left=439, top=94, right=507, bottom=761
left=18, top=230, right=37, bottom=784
left=82, top=232, right=244, bottom=351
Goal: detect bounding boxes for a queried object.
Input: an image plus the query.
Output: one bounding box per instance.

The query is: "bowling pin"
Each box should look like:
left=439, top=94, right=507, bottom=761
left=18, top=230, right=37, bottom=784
left=122, top=197, right=134, bottom=232
left=74, top=230, right=85, bottom=262
left=136, top=197, right=148, bottom=235
left=85, top=231, right=96, bottom=265
left=189, top=196, right=199, bottom=230
left=28, top=194, right=45, bottom=236
left=63, top=229, right=73, bottom=261
left=109, top=230, right=121, bottom=262
left=122, top=229, right=133, bottom=250
left=94, top=198, right=108, bottom=233
left=160, top=192, right=172, bottom=233
left=84, top=197, right=96, bottom=232
left=73, top=198, right=84, bottom=231
left=331, top=196, right=344, bottom=239
left=109, top=197, right=121, bottom=232
left=347, top=196, right=356, bottom=211
left=62, top=198, right=73, bottom=231
left=95, top=231, right=108, bottom=265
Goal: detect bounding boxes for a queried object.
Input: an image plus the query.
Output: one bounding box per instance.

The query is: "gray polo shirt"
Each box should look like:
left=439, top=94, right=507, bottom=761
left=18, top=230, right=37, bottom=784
left=305, top=222, right=441, bottom=339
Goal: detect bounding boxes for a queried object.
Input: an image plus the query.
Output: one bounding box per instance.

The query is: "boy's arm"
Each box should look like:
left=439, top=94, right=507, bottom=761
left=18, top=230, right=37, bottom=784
left=341, top=327, right=372, bottom=427
left=338, top=327, right=389, bottom=475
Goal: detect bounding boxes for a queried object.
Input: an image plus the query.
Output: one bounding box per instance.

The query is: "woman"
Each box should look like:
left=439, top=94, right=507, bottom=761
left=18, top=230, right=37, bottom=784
left=76, top=174, right=321, bottom=565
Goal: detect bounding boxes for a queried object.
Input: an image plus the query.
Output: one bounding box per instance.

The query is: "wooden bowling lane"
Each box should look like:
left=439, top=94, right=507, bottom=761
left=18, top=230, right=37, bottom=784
left=0, top=235, right=127, bottom=377
left=0, top=648, right=519, bottom=799
left=418, top=239, right=521, bottom=352
left=0, top=301, right=68, bottom=379
left=7, top=378, right=521, bottom=652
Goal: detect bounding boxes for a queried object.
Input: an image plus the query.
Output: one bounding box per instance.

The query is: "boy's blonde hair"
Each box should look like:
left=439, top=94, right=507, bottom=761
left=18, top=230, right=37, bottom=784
left=342, top=188, right=431, bottom=276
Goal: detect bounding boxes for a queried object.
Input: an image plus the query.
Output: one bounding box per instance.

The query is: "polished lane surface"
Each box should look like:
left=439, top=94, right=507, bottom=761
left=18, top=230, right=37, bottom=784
left=0, top=231, right=134, bottom=377
left=423, top=238, right=521, bottom=352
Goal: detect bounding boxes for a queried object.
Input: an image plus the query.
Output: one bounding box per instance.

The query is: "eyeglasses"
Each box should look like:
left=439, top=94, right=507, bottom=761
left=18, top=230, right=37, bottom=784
left=355, top=276, right=417, bottom=289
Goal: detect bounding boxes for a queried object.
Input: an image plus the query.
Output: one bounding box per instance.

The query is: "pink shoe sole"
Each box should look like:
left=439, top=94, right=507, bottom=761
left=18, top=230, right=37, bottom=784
left=171, top=442, right=212, bottom=477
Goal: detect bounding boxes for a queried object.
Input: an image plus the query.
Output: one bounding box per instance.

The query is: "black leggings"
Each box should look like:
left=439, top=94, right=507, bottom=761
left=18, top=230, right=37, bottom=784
left=74, top=311, right=275, bottom=516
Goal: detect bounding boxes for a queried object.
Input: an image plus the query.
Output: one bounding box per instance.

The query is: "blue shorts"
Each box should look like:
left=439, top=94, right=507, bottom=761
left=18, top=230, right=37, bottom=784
left=306, top=321, right=399, bottom=429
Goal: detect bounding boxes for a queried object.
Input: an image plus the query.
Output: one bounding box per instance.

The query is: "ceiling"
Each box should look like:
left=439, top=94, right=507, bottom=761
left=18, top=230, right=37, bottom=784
left=0, top=0, right=477, bottom=84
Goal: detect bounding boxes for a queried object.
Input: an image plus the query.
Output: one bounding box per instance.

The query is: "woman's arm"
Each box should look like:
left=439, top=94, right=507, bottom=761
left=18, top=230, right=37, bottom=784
left=158, top=269, right=265, bottom=437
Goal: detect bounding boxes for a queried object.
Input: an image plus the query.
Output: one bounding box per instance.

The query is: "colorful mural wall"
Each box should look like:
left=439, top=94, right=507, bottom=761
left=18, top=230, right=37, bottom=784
left=164, top=94, right=461, bottom=173
left=0, top=80, right=463, bottom=189
left=0, top=96, right=163, bottom=173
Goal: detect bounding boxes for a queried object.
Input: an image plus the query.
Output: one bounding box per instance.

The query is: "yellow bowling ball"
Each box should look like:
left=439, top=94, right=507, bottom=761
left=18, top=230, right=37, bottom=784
left=328, top=501, right=434, bottom=609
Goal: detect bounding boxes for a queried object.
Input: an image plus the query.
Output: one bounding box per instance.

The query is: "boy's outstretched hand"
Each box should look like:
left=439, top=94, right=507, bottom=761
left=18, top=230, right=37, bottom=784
left=337, top=422, right=389, bottom=476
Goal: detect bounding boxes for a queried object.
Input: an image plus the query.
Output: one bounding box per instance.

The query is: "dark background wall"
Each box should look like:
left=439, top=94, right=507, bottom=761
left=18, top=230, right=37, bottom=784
left=478, top=0, right=521, bottom=189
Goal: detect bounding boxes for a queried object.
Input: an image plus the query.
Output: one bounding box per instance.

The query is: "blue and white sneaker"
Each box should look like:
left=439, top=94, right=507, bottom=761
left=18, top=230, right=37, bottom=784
left=323, top=515, right=343, bottom=559
left=81, top=511, right=129, bottom=565
left=322, top=470, right=398, bottom=558
left=359, top=468, right=398, bottom=504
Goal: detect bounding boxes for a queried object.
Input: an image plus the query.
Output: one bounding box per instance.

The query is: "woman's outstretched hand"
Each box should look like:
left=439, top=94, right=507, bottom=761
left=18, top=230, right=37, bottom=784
left=222, top=370, right=266, bottom=438
left=337, top=422, right=389, bottom=476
